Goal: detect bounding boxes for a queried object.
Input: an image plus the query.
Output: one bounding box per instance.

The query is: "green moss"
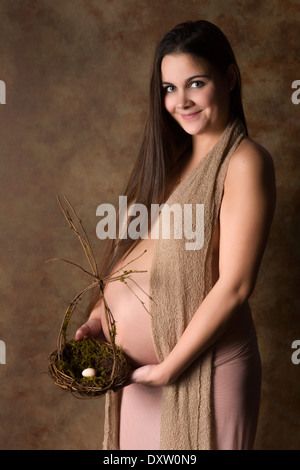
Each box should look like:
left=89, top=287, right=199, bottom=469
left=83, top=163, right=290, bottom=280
left=57, top=337, right=125, bottom=388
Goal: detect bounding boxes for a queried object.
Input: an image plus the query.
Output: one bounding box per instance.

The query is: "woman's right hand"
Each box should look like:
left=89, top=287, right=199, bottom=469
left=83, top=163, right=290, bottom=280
left=75, top=317, right=105, bottom=342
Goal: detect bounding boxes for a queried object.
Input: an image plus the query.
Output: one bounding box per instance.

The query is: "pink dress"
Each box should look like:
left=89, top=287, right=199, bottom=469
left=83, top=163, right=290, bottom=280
left=100, top=236, right=261, bottom=450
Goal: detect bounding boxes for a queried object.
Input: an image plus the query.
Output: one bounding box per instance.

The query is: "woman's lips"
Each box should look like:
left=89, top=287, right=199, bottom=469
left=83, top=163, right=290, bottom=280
left=181, top=111, right=201, bottom=120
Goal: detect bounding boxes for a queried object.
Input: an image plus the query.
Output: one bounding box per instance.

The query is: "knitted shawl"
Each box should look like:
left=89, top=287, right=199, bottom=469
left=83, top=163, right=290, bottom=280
left=103, top=118, right=246, bottom=450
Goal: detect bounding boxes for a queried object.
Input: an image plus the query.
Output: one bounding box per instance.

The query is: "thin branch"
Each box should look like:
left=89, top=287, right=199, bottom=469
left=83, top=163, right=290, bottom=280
left=119, top=278, right=152, bottom=316
left=45, top=257, right=95, bottom=279
left=51, top=198, right=154, bottom=350
left=57, top=196, right=98, bottom=278
left=58, top=280, right=101, bottom=348
left=104, top=269, right=147, bottom=283
left=63, top=196, right=99, bottom=277
left=104, top=249, right=147, bottom=280
left=126, top=276, right=156, bottom=304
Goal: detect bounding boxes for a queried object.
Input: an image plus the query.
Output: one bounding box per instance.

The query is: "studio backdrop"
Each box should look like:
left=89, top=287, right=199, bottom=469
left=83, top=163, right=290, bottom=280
left=0, top=0, right=299, bottom=450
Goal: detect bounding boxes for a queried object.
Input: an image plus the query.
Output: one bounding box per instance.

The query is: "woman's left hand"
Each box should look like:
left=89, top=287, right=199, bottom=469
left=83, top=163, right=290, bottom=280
left=130, top=363, right=172, bottom=387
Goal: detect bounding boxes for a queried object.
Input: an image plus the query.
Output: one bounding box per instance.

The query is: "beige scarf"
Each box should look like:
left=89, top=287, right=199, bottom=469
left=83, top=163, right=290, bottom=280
left=103, top=118, right=246, bottom=450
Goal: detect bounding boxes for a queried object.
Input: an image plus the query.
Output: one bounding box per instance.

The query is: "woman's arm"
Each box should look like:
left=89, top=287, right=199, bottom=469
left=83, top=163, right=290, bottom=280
left=131, top=139, right=276, bottom=386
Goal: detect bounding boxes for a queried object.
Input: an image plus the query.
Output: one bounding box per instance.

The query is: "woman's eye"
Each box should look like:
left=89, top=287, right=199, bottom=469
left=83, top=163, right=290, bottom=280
left=164, top=85, right=176, bottom=93
left=190, top=81, right=205, bottom=88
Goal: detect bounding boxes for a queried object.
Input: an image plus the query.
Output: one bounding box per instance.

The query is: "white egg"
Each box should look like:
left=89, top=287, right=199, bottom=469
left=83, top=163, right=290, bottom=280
left=82, top=368, right=96, bottom=377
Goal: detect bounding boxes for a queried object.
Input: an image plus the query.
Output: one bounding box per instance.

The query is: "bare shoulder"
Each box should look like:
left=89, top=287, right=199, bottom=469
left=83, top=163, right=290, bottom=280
left=225, top=137, right=276, bottom=190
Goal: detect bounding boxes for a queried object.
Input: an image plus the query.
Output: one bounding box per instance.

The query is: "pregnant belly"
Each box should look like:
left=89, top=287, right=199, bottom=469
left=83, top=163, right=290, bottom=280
left=100, top=241, right=159, bottom=367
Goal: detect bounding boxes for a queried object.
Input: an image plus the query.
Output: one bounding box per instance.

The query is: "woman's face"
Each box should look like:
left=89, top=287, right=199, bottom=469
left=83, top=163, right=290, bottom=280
left=161, top=53, right=234, bottom=137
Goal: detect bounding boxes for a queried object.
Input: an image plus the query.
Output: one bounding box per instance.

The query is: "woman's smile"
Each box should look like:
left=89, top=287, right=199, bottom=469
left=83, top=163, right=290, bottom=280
left=180, top=110, right=202, bottom=120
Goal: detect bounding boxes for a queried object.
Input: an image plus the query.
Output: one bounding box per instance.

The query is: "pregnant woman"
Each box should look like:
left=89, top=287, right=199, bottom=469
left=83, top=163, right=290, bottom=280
left=75, top=20, right=276, bottom=450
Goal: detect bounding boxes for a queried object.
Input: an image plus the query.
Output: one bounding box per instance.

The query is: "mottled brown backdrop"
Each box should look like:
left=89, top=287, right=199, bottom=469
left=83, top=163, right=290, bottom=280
left=0, top=0, right=299, bottom=450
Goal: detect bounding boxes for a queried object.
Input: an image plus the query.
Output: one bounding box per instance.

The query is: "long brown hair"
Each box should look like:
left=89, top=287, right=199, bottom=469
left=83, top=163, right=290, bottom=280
left=87, top=20, right=248, bottom=312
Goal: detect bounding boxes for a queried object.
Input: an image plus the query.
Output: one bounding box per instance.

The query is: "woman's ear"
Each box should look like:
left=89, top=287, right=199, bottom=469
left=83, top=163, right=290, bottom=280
left=227, top=63, right=238, bottom=91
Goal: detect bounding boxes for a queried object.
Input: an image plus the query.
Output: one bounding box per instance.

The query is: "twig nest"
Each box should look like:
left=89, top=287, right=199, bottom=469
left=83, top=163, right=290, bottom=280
left=48, top=337, right=132, bottom=398
left=47, top=198, right=148, bottom=399
left=82, top=368, right=96, bottom=377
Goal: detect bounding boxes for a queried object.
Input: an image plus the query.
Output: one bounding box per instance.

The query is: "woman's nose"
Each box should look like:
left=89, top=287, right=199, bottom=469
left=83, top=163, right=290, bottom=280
left=176, top=90, right=193, bottom=110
